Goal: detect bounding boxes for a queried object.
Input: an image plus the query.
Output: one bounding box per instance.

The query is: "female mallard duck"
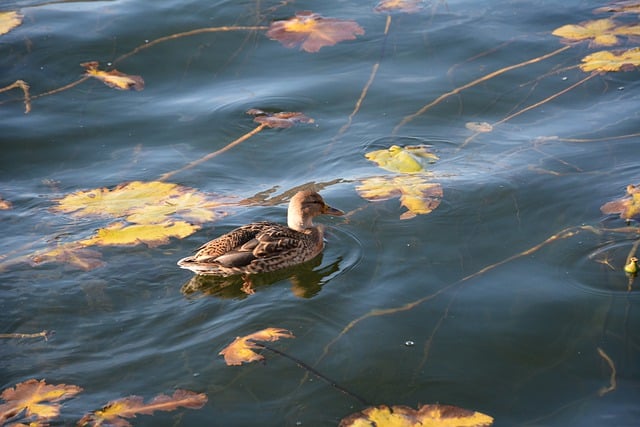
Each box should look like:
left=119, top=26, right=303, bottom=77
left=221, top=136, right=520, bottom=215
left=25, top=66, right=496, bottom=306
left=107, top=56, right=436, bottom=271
left=177, top=190, right=343, bottom=276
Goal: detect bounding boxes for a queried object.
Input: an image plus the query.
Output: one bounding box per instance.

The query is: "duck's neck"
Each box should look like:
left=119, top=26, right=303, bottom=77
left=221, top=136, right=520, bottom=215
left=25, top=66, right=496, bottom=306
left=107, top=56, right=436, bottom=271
left=288, top=212, right=313, bottom=231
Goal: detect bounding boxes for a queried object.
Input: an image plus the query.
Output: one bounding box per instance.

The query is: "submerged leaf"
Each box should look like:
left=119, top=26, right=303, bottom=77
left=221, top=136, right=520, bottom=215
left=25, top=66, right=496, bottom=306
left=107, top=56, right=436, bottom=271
left=220, top=328, right=294, bottom=366
left=267, top=11, right=364, bottom=52
left=466, top=122, right=493, bottom=133
left=0, top=195, right=12, bottom=210
left=81, top=61, right=144, bottom=91
left=594, top=1, right=640, bottom=15
left=580, top=47, right=640, bottom=72
left=78, top=389, right=207, bottom=427
left=0, top=379, right=82, bottom=425
left=80, top=221, right=199, bottom=248
left=357, top=175, right=443, bottom=219
left=0, top=11, right=22, bottom=36
left=365, top=145, right=438, bottom=174
left=552, top=19, right=620, bottom=46
left=30, top=243, right=104, bottom=271
left=374, top=0, right=423, bottom=13
left=601, top=184, right=640, bottom=220
left=339, top=403, right=493, bottom=427
left=247, top=109, right=314, bottom=128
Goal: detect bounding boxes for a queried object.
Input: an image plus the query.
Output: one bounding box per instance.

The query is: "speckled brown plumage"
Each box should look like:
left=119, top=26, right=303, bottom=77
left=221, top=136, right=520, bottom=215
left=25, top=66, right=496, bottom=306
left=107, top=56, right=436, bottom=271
left=177, top=191, right=343, bottom=276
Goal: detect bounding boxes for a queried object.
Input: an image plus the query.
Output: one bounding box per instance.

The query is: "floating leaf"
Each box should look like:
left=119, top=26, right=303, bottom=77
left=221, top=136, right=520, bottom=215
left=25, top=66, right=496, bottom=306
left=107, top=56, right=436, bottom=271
left=580, top=47, right=640, bottom=72
left=266, top=11, right=364, bottom=52
left=81, top=61, right=144, bottom=91
left=0, top=379, right=82, bottom=425
left=80, top=221, right=199, bottom=248
left=552, top=19, right=620, bottom=46
left=30, top=243, right=104, bottom=271
left=357, top=175, right=443, bottom=220
left=365, top=145, right=438, bottom=174
left=247, top=108, right=315, bottom=128
left=78, top=389, right=207, bottom=427
left=601, top=184, right=640, bottom=220
left=466, top=122, right=493, bottom=133
left=594, top=1, right=640, bottom=15
left=220, top=327, right=294, bottom=366
left=0, top=195, right=11, bottom=210
left=374, top=0, right=423, bottom=13
left=0, top=11, right=22, bottom=36
left=339, top=403, right=494, bottom=427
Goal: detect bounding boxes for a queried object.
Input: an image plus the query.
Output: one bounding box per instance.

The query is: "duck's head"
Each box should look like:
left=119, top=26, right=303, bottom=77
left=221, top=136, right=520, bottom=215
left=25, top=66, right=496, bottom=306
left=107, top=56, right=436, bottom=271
left=287, top=190, right=344, bottom=231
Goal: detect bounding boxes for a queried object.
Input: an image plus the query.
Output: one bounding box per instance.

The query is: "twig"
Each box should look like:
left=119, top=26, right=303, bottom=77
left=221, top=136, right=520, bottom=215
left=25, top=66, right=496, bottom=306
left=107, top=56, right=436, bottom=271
left=597, top=347, right=616, bottom=396
left=0, top=80, right=31, bottom=113
left=0, top=330, right=54, bottom=341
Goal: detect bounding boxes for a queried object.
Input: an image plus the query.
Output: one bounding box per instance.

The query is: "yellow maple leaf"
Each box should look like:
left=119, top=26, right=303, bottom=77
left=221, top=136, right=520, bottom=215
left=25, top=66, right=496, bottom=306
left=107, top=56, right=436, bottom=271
left=552, top=19, right=620, bottom=46
left=357, top=175, right=443, bottom=220
left=339, top=403, right=494, bottom=427
left=0, top=379, right=82, bottom=425
left=374, top=0, right=423, bottom=13
left=81, top=61, right=144, bottom=91
left=580, top=47, right=640, bottom=72
left=365, top=145, right=438, bottom=174
left=219, top=328, right=294, bottom=366
left=0, top=11, right=22, bottom=36
left=80, top=221, right=199, bottom=248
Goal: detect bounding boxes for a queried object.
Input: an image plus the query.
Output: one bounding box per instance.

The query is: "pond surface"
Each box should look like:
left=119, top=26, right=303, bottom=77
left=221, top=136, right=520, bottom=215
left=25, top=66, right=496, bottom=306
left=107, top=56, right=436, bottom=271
left=1, top=0, right=640, bottom=426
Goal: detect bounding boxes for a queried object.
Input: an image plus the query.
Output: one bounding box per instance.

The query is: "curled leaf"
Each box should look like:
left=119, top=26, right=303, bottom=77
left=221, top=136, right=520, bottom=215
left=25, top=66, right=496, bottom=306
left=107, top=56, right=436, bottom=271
left=220, top=327, right=294, bottom=366
left=0, top=379, right=82, bottom=425
left=365, top=145, right=438, bottom=174
left=374, top=0, right=423, bottom=13
left=601, top=184, right=640, bottom=220
left=580, top=47, right=640, bottom=72
left=247, top=109, right=314, bottom=128
left=81, top=61, right=144, bottom=91
left=339, top=403, right=493, bottom=427
left=357, top=175, right=443, bottom=220
left=0, top=11, right=22, bottom=36
left=78, top=389, right=207, bottom=427
left=267, top=11, right=364, bottom=52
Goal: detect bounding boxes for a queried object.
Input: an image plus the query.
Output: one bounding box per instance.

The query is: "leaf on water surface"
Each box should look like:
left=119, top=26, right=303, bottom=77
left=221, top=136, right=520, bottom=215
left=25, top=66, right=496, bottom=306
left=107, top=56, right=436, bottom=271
left=0, top=195, right=12, bottom=210
left=0, top=11, right=22, bottom=36
left=594, top=1, right=640, bottom=15
left=266, top=11, right=364, bottom=52
left=220, top=327, right=294, bottom=366
left=30, top=243, right=104, bottom=271
left=0, top=379, right=82, bottom=425
left=77, top=389, right=207, bottom=427
left=339, top=403, right=494, bottom=427
left=374, top=0, right=423, bottom=13
left=365, top=145, right=438, bottom=174
left=80, top=221, right=200, bottom=248
left=357, top=175, right=443, bottom=220
left=552, top=18, right=621, bottom=46
left=247, top=108, right=314, bottom=128
left=81, top=61, right=144, bottom=91
left=465, top=122, right=493, bottom=133
left=601, top=184, right=640, bottom=220
left=580, top=47, right=640, bottom=72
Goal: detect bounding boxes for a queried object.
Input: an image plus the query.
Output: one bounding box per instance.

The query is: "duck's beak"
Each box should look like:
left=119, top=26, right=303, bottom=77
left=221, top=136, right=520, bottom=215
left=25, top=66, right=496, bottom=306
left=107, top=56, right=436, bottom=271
left=323, top=204, right=344, bottom=216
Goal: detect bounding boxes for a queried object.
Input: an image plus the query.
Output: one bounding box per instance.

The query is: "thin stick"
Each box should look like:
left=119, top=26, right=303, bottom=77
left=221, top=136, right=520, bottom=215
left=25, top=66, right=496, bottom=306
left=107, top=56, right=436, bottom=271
left=157, top=123, right=267, bottom=182
left=597, top=347, right=616, bottom=396
left=0, top=330, right=54, bottom=341
left=392, top=45, right=572, bottom=134
left=0, top=80, right=31, bottom=113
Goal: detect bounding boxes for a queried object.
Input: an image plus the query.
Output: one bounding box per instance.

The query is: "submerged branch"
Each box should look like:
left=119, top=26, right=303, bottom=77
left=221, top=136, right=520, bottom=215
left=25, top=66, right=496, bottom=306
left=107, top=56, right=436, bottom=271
left=597, top=347, right=616, bottom=396
left=0, top=80, right=31, bottom=113
left=0, top=330, right=54, bottom=341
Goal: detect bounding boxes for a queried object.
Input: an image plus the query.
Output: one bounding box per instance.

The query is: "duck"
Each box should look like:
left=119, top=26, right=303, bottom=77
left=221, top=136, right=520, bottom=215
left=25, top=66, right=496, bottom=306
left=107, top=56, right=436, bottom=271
left=177, top=190, right=344, bottom=276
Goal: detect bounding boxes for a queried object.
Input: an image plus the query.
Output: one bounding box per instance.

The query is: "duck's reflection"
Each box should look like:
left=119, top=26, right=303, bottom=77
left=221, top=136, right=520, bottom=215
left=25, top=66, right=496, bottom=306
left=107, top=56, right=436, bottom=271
left=180, top=254, right=342, bottom=299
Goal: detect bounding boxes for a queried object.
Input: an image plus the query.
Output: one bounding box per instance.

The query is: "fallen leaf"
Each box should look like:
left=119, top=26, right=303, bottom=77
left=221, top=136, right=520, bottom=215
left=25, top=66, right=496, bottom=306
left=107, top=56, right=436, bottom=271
left=220, top=327, right=294, bottom=366
left=0, top=11, right=22, bottom=36
left=80, top=221, right=200, bottom=248
left=339, top=403, right=494, bottom=427
left=357, top=175, right=443, bottom=219
left=601, top=184, right=640, bottom=220
left=77, top=389, right=207, bottom=427
left=465, top=122, right=493, bottom=133
left=365, top=145, right=438, bottom=174
left=580, top=47, right=640, bottom=72
left=30, top=243, right=104, bottom=271
left=0, top=379, right=82, bottom=425
left=594, top=1, right=640, bottom=15
left=266, top=11, right=364, bottom=52
left=247, top=108, right=314, bottom=128
left=374, top=0, right=423, bottom=13
left=552, top=19, right=620, bottom=46
left=0, top=195, right=11, bottom=210
left=81, top=61, right=144, bottom=91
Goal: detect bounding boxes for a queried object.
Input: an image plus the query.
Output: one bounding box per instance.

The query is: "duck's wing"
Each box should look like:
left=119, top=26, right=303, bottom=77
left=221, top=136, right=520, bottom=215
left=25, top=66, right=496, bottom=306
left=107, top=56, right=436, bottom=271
left=187, top=222, right=275, bottom=264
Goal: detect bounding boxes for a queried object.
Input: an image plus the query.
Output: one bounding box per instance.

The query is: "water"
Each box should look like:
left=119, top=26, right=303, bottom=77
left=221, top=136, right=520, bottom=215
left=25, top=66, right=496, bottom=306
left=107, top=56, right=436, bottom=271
left=2, top=0, right=640, bottom=426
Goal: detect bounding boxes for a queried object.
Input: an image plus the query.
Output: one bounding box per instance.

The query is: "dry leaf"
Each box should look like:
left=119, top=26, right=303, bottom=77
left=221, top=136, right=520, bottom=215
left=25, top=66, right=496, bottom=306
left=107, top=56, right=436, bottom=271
left=0, top=195, right=12, bottom=210
left=0, top=11, right=22, bottom=36
left=80, top=221, right=200, bottom=248
left=78, top=389, right=207, bottom=427
left=220, top=328, right=294, bottom=366
left=374, top=0, right=423, bottom=13
left=0, top=379, right=82, bottom=425
left=465, top=122, right=493, bottom=133
left=30, top=243, right=104, bottom=271
left=246, top=108, right=314, bottom=128
left=601, top=184, right=640, bottom=220
left=552, top=19, right=620, bottom=46
left=339, top=403, right=494, bottom=427
left=594, top=1, right=640, bottom=15
left=357, top=175, right=443, bottom=220
left=580, top=47, right=640, bottom=72
left=266, top=11, right=364, bottom=52
left=365, top=145, right=438, bottom=174
left=81, top=61, right=144, bottom=91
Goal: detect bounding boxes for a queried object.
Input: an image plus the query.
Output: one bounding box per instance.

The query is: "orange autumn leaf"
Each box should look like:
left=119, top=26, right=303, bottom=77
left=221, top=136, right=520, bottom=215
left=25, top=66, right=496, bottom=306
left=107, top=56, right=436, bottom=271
left=0, top=194, right=12, bottom=210
left=580, top=47, right=640, bottom=72
left=77, top=389, right=207, bottom=427
left=220, top=328, right=294, bottom=366
left=81, top=61, right=144, bottom=91
left=0, top=379, right=82, bottom=425
left=374, top=0, right=423, bottom=13
left=30, top=243, right=104, bottom=271
left=339, top=403, right=494, bottom=427
left=267, top=11, right=364, bottom=52
left=601, top=184, right=640, bottom=220
left=0, top=11, right=22, bottom=36
left=551, top=18, right=640, bottom=47
left=247, top=108, right=314, bottom=128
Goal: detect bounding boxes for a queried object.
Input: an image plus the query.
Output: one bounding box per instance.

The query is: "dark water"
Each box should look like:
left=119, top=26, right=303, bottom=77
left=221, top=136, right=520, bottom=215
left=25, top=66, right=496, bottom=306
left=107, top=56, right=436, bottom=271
left=2, top=0, right=639, bottom=426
